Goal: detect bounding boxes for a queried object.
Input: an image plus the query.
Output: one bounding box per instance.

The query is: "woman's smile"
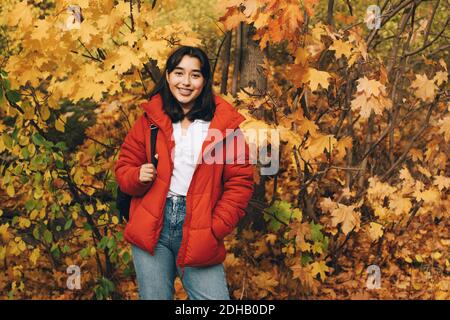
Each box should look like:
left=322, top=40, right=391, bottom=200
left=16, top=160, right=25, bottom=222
left=178, top=87, right=193, bottom=96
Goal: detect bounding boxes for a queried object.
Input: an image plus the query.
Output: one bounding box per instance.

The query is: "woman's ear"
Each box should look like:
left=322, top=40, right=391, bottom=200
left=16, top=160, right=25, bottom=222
left=165, top=70, right=169, bottom=83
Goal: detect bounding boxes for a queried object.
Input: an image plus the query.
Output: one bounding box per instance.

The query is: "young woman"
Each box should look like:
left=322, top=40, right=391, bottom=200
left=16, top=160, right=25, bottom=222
left=114, top=46, right=254, bottom=300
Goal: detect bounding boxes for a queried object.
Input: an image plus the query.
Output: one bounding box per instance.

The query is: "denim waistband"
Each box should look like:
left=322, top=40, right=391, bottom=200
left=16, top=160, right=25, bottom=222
left=166, top=195, right=186, bottom=200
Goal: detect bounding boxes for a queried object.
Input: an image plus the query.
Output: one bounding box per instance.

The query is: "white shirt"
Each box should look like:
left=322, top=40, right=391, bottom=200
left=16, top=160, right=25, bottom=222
left=167, top=119, right=211, bottom=197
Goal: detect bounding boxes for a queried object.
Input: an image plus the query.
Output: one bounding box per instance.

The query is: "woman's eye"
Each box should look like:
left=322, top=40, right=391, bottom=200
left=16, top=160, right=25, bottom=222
left=192, top=74, right=201, bottom=78
left=175, top=72, right=183, bottom=76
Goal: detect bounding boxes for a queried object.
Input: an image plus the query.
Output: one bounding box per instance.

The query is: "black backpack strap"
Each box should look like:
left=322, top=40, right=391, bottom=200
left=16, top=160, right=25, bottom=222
left=150, top=123, right=158, bottom=168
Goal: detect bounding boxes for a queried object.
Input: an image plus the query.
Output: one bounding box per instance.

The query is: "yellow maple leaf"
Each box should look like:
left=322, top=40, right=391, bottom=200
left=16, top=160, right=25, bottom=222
left=335, top=136, right=352, bottom=160
left=0, top=223, right=10, bottom=242
left=438, top=115, right=450, bottom=142
left=319, top=197, right=337, bottom=213
left=6, top=184, right=15, bottom=197
left=306, top=134, right=337, bottom=158
left=356, top=76, right=385, bottom=97
left=265, top=233, right=277, bottom=245
left=18, top=217, right=31, bottom=229
left=85, top=204, right=94, bottom=215
left=73, top=81, right=106, bottom=102
left=31, top=19, right=52, bottom=41
left=294, top=47, right=309, bottom=65
left=39, top=104, right=50, bottom=121
left=252, top=271, right=279, bottom=290
left=433, top=71, right=448, bottom=86
left=410, top=148, right=423, bottom=162
left=112, top=46, right=142, bottom=74
left=310, top=261, right=330, bottom=281
left=330, top=39, right=353, bottom=59
left=220, top=7, right=246, bottom=30
left=29, top=248, right=40, bottom=266
left=7, top=1, right=34, bottom=28
left=284, top=3, right=304, bottom=31
left=416, top=187, right=440, bottom=204
left=77, top=20, right=100, bottom=43
left=123, top=32, right=138, bottom=46
left=55, top=117, right=66, bottom=133
left=411, top=74, right=436, bottom=102
left=433, top=175, right=450, bottom=191
left=389, top=196, right=412, bottom=215
left=350, top=93, right=367, bottom=112
left=368, top=222, right=384, bottom=241
left=331, top=203, right=360, bottom=234
left=306, top=68, right=331, bottom=91
left=253, top=11, right=271, bottom=29
left=312, top=241, right=323, bottom=254
left=295, top=117, right=319, bottom=137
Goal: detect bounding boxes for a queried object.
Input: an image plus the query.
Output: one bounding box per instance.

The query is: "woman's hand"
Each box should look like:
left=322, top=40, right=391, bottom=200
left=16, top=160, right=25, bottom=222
left=139, top=154, right=158, bottom=183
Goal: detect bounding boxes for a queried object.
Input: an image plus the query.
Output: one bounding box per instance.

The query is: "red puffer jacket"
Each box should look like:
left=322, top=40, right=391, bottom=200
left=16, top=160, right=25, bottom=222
left=114, top=93, right=254, bottom=271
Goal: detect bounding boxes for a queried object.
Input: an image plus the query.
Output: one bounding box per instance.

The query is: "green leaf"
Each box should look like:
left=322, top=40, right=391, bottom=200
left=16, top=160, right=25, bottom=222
left=122, top=251, right=130, bottom=264
left=43, top=229, right=53, bottom=244
left=50, top=243, right=59, bottom=252
left=64, top=219, right=73, bottom=230
left=322, top=236, right=329, bottom=252
left=3, top=79, right=10, bottom=90
left=25, top=199, right=37, bottom=212
left=83, top=222, right=93, bottom=231
left=2, top=134, right=13, bottom=149
left=55, top=159, right=64, bottom=169
left=55, top=141, right=68, bottom=151
left=6, top=90, right=20, bottom=104
left=106, top=237, right=116, bottom=249
left=32, top=226, right=40, bottom=240
left=98, top=236, right=108, bottom=250
left=52, top=247, right=61, bottom=259
left=301, top=254, right=313, bottom=266
left=80, top=247, right=89, bottom=259
left=20, top=147, right=29, bottom=159
left=115, top=231, right=123, bottom=241
left=101, top=277, right=115, bottom=293
left=32, top=133, right=45, bottom=146
left=310, top=221, right=324, bottom=242
left=13, top=164, right=23, bottom=175
left=264, top=200, right=302, bottom=232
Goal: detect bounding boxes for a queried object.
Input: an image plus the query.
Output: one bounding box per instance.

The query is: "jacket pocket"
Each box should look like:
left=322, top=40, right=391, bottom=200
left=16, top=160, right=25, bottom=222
left=210, top=226, right=220, bottom=242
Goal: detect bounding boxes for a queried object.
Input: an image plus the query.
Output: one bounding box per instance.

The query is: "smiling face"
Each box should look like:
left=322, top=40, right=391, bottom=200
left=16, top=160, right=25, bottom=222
left=166, top=55, right=205, bottom=113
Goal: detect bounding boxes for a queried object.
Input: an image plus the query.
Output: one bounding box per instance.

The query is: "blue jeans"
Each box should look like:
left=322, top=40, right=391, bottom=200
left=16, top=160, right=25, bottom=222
left=131, top=195, right=231, bottom=300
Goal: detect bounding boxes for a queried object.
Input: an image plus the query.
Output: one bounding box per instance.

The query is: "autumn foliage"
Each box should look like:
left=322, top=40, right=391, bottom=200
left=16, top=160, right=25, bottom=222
left=0, top=0, right=448, bottom=300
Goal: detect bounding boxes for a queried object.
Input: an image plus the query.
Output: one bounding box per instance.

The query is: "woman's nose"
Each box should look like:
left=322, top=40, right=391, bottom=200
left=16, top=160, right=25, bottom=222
left=182, top=75, right=191, bottom=86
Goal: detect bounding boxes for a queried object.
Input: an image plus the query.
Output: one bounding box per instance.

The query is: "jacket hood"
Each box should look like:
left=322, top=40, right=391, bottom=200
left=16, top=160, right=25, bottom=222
left=139, top=93, right=245, bottom=136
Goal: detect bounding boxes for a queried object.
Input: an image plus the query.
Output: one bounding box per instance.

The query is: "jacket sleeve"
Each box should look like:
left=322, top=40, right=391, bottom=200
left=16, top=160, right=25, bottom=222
left=114, top=115, right=153, bottom=197
left=211, top=128, right=254, bottom=240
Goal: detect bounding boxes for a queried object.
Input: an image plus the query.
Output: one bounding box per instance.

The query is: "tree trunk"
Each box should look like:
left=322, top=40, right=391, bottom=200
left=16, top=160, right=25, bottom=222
left=239, top=23, right=267, bottom=95
left=231, top=22, right=242, bottom=96
left=220, top=30, right=232, bottom=94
